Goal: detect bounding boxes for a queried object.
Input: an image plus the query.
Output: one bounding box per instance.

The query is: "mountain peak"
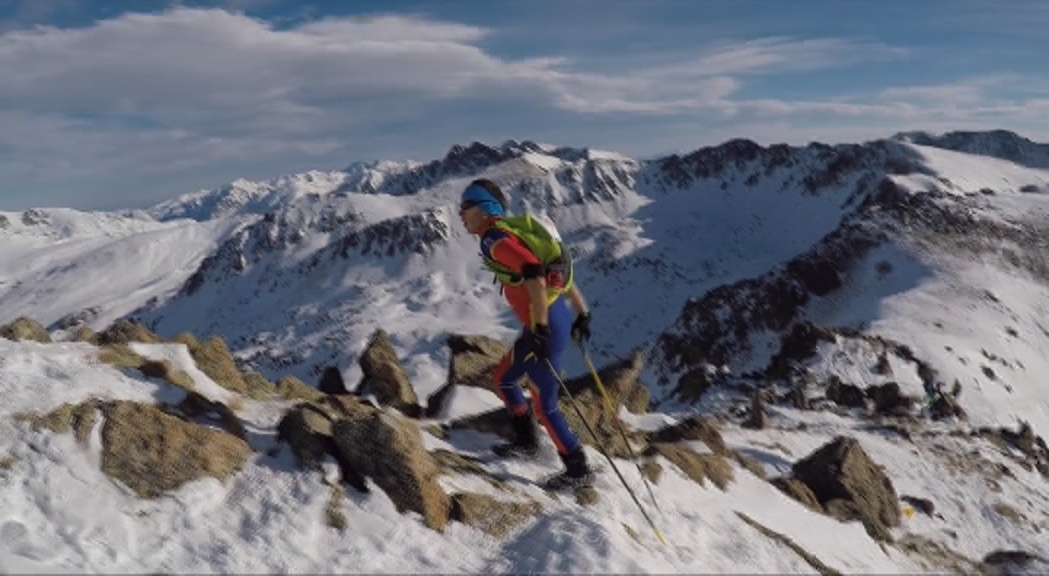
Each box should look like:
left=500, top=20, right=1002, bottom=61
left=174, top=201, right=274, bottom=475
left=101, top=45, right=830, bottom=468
left=893, top=129, right=1049, bottom=168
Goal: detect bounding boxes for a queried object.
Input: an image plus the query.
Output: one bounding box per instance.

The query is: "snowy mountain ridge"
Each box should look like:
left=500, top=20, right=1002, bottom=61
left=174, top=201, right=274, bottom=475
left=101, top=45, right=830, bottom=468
left=1, top=129, right=1048, bottom=574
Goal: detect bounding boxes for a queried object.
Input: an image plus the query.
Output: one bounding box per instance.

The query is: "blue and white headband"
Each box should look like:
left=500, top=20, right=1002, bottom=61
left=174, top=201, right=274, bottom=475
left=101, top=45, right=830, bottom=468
left=460, top=183, right=506, bottom=216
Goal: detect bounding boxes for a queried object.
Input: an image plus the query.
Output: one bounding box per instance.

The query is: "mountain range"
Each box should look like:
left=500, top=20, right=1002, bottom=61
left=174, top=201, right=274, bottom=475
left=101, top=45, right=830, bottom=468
left=1, top=129, right=1047, bottom=573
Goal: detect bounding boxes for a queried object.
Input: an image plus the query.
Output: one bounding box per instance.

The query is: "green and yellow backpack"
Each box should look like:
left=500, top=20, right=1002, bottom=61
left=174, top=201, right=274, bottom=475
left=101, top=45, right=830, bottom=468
left=483, top=213, right=573, bottom=304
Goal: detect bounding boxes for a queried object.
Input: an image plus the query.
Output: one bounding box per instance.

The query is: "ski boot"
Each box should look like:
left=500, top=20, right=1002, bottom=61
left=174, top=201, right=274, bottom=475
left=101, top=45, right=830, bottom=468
left=541, top=447, right=594, bottom=491
left=491, top=411, right=540, bottom=459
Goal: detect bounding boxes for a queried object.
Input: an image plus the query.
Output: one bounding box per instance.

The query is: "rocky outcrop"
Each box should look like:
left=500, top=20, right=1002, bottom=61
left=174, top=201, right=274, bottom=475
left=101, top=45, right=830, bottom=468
left=100, top=401, right=252, bottom=498
left=446, top=334, right=510, bottom=390
left=788, top=436, right=901, bottom=541
left=96, top=319, right=162, bottom=345
left=450, top=492, right=541, bottom=539
left=356, top=329, right=421, bottom=417
left=0, top=316, right=51, bottom=343
left=331, top=409, right=451, bottom=531
left=173, top=334, right=248, bottom=394
left=276, top=399, right=370, bottom=493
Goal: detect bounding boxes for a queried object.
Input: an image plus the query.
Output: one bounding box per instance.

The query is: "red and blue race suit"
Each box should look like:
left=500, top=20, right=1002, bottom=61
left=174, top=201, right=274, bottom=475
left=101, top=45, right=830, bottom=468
left=480, top=222, right=580, bottom=455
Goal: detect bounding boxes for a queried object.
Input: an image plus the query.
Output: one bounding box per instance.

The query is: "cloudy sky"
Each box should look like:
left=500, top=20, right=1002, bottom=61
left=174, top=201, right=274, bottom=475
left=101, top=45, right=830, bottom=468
left=2, top=0, right=1047, bottom=211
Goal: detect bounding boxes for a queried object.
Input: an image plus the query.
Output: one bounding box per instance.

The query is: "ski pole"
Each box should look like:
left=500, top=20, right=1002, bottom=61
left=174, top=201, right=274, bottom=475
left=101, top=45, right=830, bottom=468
left=578, top=343, right=661, bottom=513
left=544, top=358, right=667, bottom=547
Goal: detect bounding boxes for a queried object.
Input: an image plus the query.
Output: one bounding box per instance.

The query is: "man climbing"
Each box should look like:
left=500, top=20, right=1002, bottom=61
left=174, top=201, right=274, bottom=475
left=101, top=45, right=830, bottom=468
left=458, top=178, right=595, bottom=490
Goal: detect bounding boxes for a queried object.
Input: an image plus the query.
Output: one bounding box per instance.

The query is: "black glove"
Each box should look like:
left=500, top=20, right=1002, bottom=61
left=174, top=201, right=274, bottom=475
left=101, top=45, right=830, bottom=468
left=571, top=312, right=591, bottom=344
left=527, top=324, right=551, bottom=359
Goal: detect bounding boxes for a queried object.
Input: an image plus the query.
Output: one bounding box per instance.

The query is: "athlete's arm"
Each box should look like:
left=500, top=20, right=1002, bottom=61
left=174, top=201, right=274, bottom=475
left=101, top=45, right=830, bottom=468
left=566, top=284, right=588, bottom=317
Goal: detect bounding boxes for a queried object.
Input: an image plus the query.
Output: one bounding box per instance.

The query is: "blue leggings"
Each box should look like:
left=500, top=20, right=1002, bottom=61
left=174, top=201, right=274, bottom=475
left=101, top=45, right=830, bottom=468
left=491, top=296, right=581, bottom=454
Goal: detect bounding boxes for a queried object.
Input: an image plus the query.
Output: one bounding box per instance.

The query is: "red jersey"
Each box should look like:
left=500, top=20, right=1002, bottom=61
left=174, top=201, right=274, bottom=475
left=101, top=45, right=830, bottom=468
left=479, top=223, right=542, bottom=326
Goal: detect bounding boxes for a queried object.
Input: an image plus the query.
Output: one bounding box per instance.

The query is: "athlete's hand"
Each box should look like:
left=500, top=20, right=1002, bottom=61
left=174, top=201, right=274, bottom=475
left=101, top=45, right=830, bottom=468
left=571, top=312, right=591, bottom=344
left=528, top=324, right=551, bottom=359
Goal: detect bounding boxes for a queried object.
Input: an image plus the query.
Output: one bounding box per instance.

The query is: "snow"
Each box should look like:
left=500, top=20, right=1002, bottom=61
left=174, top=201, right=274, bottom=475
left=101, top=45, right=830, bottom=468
left=4, top=334, right=1045, bottom=573
left=2, top=134, right=1049, bottom=573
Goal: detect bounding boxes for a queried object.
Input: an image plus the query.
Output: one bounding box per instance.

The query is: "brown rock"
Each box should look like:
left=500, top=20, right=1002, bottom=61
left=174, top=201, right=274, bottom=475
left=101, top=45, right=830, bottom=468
left=867, top=382, right=914, bottom=416
left=648, top=416, right=728, bottom=455
left=826, top=376, right=867, bottom=409
left=277, top=401, right=370, bottom=493
left=451, top=492, right=540, bottom=538
left=332, top=410, right=451, bottom=531
left=358, top=329, right=420, bottom=415
left=174, top=334, right=248, bottom=395
left=96, top=319, right=161, bottom=346
left=100, top=401, right=251, bottom=498
left=771, top=476, right=824, bottom=512
left=0, top=316, right=51, bottom=343
left=447, top=334, right=509, bottom=389
left=649, top=442, right=733, bottom=490
left=791, top=436, right=900, bottom=541
left=317, top=366, right=349, bottom=395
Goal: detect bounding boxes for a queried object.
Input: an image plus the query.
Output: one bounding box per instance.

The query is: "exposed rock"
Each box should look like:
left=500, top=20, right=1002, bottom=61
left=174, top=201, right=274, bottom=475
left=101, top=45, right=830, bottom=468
left=788, top=384, right=811, bottom=410
left=873, top=353, right=893, bottom=376
left=17, top=400, right=101, bottom=443
left=655, top=223, right=881, bottom=385
left=826, top=376, right=867, bottom=409
left=278, top=403, right=335, bottom=470
left=867, top=382, right=914, bottom=417
left=138, top=359, right=195, bottom=390
left=357, top=329, right=421, bottom=416
left=977, top=422, right=1049, bottom=478
left=767, top=322, right=837, bottom=381
left=980, top=550, right=1047, bottom=576
left=771, top=476, right=824, bottom=512
left=791, top=436, right=900, bottom=542
left=277, top=375, right=325, bottom=402
left=166, top=391, right=247, bottom=441
left=450, top=492, right=541, bottom=538
left=928, top=388, right=967, bottom=421
left=648, top=442, right=733, bottom=490
left=446, top=407, right=516, bottom=442
left=647, top=416, right=727, bottom=455
left=332, top=409, right=451, bottom=531
left=744, top=389, right=770, bottom=430
left=0, top=316, right=51, bottom=343
left=317, top=366, right=349, bottom=395
left=425, top=383, right=454, bottom=418
left=52, top=307, right=100, bottom=331
left=446, top=334, right=509, bottom=389
left=242, top=372, right=277, bottom=399
left=173, top=334, right=248, bottom=395
left=100, top=401, right=252, bottom=498
left=71, top=326, right=97, bottom=344
left=900, top=495, right=935, bottom=517
left=277, top=401, right=369, bottom=493
left=96, top=319, right=162, bottom=346
left=675, top=366, right=714, bottom=403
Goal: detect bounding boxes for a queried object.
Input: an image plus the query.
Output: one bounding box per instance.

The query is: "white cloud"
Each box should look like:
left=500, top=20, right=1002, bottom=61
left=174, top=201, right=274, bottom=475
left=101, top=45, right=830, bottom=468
left=0, top=7, right=1047, bottom=211
left=666, top=37, right=908, bottom=77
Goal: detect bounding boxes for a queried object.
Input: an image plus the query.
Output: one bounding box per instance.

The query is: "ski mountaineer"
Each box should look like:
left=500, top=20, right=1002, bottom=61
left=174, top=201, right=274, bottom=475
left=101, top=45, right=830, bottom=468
left=458, top=178, right=595, bottom=490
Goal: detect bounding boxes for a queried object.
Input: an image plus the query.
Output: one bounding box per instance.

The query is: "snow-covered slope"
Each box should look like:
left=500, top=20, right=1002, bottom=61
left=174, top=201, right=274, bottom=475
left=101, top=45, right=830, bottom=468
left=649, top=139, right=1049, bottom=437
left=0, top=208, right=240, bottom=331
left=1, top=336, right=1046, bottom=573
left=2, top=130, right=1049, bottom=573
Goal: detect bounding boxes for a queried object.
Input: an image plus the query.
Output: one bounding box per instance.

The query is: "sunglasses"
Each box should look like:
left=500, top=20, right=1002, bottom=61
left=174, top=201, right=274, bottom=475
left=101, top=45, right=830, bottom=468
left=459, top=200, right=482, bottom=213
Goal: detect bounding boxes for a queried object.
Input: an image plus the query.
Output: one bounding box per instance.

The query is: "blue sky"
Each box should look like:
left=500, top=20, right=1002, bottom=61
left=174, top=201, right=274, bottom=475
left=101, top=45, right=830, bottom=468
left=1, top=0, right=1047, bottom=211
